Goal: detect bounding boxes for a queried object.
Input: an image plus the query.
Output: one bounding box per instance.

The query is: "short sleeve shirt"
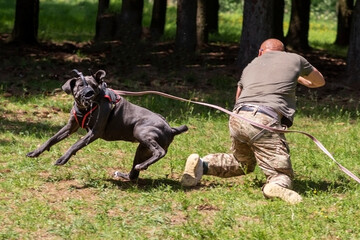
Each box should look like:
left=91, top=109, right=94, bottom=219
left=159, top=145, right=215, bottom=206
left=234, top=51, right=314, bottom=125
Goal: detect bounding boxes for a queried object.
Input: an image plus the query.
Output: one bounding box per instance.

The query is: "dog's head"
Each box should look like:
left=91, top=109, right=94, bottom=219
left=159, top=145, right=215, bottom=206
left=62, top=69, right=106, bottom=109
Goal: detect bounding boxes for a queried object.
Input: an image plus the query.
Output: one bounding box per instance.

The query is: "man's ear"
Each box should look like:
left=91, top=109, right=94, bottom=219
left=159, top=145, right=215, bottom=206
left=62, top=78, right=76, bottom=94
left=94, top=70, right=106, bottom=83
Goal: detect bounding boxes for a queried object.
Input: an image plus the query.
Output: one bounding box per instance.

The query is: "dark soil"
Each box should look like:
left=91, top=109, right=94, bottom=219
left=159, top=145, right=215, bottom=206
left=0, top=33, right=358, bottom=110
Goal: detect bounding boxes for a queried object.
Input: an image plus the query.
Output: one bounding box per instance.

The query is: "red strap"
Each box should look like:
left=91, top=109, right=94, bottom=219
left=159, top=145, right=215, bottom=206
left=104, top=95, right=112, bottom=102
left=82, top=105, right=98, bottom=128
left=73, top=109, right=79, bottom=126
left=113, top=89, right=360, bottom=184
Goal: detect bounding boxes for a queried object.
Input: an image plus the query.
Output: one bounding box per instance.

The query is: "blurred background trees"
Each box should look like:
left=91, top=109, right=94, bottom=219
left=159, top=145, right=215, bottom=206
left=2, top=0, right=360, bottom=87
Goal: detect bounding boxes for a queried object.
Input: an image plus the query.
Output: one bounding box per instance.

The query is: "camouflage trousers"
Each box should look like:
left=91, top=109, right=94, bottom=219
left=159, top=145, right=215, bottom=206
left=202, top=109, right=294, bottom=189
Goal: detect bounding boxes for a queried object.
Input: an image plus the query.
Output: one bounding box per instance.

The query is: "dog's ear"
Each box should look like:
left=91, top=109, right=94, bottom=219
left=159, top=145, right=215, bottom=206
left=94, top=70, right=106, bottom=83
left=62, top=78, right=76, bottom=95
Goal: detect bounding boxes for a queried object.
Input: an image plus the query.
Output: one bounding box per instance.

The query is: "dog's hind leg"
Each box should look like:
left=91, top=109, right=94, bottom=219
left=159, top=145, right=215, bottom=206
left=134, top=139, right=166, bottom=171
left=114, top=143, right=153, bottom=180
left=114, top=140, right=166, bottom=180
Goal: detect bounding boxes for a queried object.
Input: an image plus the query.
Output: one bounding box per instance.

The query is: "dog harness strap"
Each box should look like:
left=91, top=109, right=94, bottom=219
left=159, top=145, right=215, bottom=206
left=105, top=88, right=121, bottom=104
left=72, top=105, right=98, bottom=129
left=104, top=89, right=121, bottom=110
left=82, top=105, right=98, bottom=128
left=73, top=109, right=80, bottom=126
left=73, top=90, right=120, bottom=129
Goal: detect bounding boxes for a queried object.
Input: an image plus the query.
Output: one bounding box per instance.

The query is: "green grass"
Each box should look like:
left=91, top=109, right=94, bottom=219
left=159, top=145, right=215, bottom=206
left=39, top=0, right=98, bottom=42
left=1, top=90, right=360, bottom=239
left=1, top=1, right=358, bottom=238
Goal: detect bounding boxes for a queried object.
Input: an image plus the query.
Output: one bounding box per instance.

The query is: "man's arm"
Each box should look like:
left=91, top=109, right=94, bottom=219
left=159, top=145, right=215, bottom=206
left=297, top=67, right=325, bottom=88
left=235, top=86, right=242, bottom=100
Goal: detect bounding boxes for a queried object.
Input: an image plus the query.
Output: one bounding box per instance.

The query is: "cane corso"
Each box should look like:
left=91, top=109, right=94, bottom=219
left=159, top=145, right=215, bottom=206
left=27, top=70, right=188, bottom=180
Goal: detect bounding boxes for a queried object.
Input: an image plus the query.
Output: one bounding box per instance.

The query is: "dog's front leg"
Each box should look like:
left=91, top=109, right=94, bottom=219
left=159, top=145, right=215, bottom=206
left=54, top=129, right=100, bottom=165
left=55, top=102, right=111, bottom=165
left=27, top=117, right=79, bottom=158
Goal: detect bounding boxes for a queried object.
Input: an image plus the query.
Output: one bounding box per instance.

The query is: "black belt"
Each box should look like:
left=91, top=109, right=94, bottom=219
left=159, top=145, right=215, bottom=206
left=238, top=105, right=279, bottom=120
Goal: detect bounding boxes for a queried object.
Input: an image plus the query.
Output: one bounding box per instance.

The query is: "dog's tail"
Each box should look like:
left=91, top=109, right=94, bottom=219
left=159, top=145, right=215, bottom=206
left=172, top=125, right=188, bottom=136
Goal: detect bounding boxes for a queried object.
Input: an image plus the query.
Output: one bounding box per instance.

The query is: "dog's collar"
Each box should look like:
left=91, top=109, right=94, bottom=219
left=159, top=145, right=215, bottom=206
left=73, top=89, right=121, bottom=128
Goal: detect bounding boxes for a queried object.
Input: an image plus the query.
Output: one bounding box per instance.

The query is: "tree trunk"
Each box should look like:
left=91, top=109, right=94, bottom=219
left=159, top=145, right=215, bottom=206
left=115, top=0, right=144, bottom=42
left=346, top=0, right=360, bottom=88
left=197, top=0, right=208, bottom=49
left=335, top=0, right=354, bottom=46
left=150, top=0, right=167, bottom=40
left=175, top=0, right=197, bottom=52
left=206, top=0, right=219, bottom=34
left=237, top=0, right=275, bottom=71
left=98, top=0, right=110, bottom=14
left=285, top=0, right=311, bottom=50
left=11, top=0, right=39, bottom=44
left=95, top=0, right=115, bottom=41
left=273, top=0, right=285, bottom=42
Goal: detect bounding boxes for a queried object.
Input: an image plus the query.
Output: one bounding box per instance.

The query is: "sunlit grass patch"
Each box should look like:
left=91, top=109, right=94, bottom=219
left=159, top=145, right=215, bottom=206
left=1, top=89, right=360, bottom=238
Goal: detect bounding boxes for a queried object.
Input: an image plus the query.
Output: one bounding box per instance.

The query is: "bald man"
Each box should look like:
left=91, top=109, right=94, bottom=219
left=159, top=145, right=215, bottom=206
left=181, top=39, right=325, bottom=204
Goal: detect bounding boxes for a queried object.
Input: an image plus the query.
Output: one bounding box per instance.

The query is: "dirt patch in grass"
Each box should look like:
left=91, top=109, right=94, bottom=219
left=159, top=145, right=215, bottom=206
left=30, top=179, right=100, bottom=204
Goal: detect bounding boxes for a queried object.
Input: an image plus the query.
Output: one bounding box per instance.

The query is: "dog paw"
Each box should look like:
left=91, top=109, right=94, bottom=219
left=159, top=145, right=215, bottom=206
left=54, top=157, right=68, bottom=165
left=114, top=171, right=130, bottom=180
left=26, top=151, right=40, bottom=158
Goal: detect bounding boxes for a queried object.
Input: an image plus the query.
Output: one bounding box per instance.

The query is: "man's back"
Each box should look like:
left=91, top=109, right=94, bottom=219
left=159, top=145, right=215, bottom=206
left=235, top=51, right=314, bottom=124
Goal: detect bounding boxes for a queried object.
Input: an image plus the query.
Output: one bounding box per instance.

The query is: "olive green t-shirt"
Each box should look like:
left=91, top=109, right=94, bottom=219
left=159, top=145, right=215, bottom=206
left=234, top=51, right=314, bottom=126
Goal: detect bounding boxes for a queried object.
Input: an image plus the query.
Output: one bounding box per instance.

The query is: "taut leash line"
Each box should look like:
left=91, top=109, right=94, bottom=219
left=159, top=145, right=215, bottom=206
left=113, top=90, right=360, bottom=184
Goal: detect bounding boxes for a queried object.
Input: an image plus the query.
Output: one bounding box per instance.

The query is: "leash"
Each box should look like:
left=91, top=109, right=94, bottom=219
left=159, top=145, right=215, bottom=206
left=113, top=89, right=360, bottom=184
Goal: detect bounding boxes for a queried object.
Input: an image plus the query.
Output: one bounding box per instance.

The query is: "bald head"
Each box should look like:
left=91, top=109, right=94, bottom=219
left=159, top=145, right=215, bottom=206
left=258, top=39, right=285, bottom=56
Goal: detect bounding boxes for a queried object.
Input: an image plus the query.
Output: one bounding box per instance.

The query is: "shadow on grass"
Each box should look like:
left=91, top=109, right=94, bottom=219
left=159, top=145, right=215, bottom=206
left=222, top=173, right=353, bottom=195
left=0, top=116, right=63, bottom=138
left=106, top=177, right=184, bottom=192
left=293, top=177, right=352, bottom=196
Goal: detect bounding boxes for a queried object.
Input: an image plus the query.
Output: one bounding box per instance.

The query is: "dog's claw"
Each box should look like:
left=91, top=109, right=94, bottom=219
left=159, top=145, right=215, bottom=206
left=114, top=171, right=131, bottom=180
left=26, top=152, right=37, bottom=158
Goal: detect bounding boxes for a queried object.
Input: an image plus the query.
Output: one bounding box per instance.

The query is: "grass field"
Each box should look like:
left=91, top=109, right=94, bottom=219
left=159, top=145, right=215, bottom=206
left=1, top=0, right=360, bottom=239
left=1, top=92, right=360, bottom=239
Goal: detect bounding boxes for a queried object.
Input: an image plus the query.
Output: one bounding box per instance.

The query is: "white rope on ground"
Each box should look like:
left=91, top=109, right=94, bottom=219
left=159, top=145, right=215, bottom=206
left=113, top=89, right=360, bottom=184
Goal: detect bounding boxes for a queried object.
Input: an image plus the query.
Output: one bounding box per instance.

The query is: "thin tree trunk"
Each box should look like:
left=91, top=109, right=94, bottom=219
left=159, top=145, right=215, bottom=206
left=150, top=0, right=167, bottom=40
left=175, top=0, right=197, bottom=52
left=273, top=0, right=285, bottom=42
left=206, top=0, right=219, bottom=34
left=237, top=0, right=275, bottom=71
left=11, top=0, right=39, bottom=44
left=335, top=0, right=354, bottom=46
left=98, top=0, right=110, bottom=14
left=95, top=0, right=114, bottom=41
left=285, top=0, right=311, bottom=50
left=346, top=0, right=360, bottom=88
left=197, top=0, right=208, bottom=49
left=115, top=0, right=144, bottom=42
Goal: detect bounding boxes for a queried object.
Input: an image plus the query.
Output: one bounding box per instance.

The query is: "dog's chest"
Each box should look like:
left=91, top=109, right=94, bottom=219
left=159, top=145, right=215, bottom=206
left=72, top=88, right=121, bottom=129
left=72, top=104, right=100, bottom=129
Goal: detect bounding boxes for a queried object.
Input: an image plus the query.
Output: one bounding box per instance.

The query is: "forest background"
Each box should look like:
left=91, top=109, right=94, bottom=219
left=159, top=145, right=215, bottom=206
left=0, top=0, right=360, bottom=239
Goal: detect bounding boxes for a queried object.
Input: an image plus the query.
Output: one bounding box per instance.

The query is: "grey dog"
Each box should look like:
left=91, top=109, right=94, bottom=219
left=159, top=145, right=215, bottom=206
left=27, top=69, right=188, bottom=180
